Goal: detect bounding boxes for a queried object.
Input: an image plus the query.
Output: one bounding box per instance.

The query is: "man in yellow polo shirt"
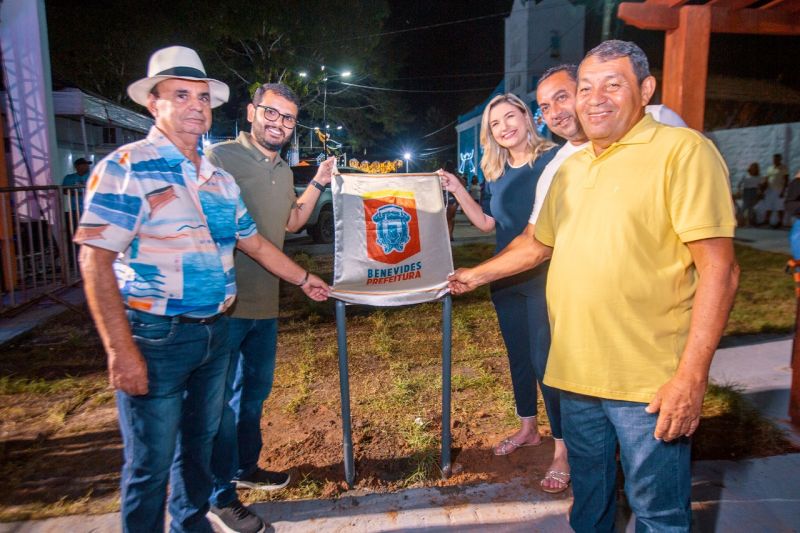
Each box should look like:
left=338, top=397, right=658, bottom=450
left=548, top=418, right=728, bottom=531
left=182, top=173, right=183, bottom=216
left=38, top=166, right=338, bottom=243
left=448, top=40, right=739, bottom=532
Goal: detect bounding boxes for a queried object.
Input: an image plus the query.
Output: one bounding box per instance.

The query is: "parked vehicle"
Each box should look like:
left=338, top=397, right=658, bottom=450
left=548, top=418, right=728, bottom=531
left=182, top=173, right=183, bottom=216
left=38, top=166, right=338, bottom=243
left=290, top=164, right=364, bottom=244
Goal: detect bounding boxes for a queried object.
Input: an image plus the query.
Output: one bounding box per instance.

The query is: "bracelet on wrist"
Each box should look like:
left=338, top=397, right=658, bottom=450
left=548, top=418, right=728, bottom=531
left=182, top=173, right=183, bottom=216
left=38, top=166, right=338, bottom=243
left=297, top=270, right=310, bottom=287
left=310, top=180, right=326, bottom=192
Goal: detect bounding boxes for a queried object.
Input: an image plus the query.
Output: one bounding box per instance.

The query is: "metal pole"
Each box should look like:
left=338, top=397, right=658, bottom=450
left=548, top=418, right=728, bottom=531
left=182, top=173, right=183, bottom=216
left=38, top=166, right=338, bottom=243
left=601, top=0, right=616, bottom=41
left=791, top=295, right=800, bottom=426
left=323, top=75, right=330, bottom=157
left=789, top=256, right=800, bottom=426
left=441, top=294, right=453, bottom=477
left=80, top=116, right=89, bottom=159
left=335, top=299, right=356, bottom=486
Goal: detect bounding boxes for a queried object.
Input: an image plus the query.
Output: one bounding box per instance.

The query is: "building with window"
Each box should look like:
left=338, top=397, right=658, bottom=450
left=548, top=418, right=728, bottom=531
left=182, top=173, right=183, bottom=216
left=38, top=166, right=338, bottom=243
left=51, top=88, right=153, bottom=182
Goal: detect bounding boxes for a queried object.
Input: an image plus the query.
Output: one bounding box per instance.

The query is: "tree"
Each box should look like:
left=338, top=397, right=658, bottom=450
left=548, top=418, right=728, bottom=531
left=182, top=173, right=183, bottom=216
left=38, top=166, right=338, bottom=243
left=199, top=1, right=410, bottom=150
left=46, top=0, right=411, bottom=150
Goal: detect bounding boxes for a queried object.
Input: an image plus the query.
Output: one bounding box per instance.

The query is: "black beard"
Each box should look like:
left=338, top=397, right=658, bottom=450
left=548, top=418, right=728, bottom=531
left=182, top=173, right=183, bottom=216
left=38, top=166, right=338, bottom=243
left=253, top=129, right=287, bottom=153
left=260, top=140, right=285, bottom=152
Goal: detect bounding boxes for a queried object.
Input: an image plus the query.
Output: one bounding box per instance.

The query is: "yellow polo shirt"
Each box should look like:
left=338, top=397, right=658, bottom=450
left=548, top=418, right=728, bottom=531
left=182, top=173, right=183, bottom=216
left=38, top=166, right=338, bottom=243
left=535, top=114, right=736, bottom=403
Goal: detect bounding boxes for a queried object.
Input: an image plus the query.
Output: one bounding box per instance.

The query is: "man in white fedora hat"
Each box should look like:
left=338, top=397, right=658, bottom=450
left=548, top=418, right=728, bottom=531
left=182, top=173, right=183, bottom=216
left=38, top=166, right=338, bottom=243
left=75, top=45, right=329, bottom=533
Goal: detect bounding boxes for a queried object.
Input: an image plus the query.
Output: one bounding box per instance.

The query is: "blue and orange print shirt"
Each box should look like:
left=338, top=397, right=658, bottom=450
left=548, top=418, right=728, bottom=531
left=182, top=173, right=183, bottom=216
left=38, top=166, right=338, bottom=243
left=74, top=127, right=257, bottom=317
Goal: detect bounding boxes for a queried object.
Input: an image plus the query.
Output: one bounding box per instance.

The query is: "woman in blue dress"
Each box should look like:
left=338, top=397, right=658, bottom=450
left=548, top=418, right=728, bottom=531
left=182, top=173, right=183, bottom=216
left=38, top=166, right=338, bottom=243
left=438, top=93, right=569, bottom=493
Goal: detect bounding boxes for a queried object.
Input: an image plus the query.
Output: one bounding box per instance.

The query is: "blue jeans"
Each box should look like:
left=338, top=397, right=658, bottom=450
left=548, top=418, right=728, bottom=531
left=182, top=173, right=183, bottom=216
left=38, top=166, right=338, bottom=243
left=560, top=391, right=692, bottom=533
left=117, top=310, right=230, bottom=533
left=210, top=317, right=278, bottom=507
left=491, top=286, right=562, bottom=437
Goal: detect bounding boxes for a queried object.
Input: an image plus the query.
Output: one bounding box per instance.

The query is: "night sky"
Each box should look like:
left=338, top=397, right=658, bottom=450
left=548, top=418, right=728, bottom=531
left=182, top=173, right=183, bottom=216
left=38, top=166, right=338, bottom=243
left=382, top=0, right=800, bottom=161
left=384, top=0, right=513, bottom=160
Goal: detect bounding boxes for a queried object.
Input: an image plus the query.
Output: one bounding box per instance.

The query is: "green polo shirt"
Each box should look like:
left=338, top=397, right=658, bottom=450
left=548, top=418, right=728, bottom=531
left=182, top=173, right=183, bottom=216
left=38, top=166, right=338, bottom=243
left=207, top=133, right=296, bottom=319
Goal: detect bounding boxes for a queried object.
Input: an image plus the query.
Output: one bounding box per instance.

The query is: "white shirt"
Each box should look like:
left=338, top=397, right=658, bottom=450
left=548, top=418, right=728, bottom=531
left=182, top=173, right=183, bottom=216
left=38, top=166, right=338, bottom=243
left=528, top=141, right=587, bottom=224
left=528, top=105, right=687, bottom=225
left=645, top=104, right=688, bottom=128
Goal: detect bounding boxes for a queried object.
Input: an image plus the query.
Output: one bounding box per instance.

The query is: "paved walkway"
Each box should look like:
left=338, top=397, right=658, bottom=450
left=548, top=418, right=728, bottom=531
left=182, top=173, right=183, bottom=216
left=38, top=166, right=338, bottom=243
left=2, top=223, right=799, bottom=532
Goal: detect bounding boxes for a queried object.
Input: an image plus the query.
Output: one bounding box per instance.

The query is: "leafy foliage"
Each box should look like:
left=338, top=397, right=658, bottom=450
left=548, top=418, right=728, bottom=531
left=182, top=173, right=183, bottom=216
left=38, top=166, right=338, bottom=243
left=45, top=0, right=410, bottom=148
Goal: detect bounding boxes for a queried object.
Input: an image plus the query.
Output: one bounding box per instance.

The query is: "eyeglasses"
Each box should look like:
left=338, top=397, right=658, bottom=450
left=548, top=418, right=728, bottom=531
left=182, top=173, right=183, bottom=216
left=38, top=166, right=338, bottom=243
left=256, top=105, right=297, bottom=128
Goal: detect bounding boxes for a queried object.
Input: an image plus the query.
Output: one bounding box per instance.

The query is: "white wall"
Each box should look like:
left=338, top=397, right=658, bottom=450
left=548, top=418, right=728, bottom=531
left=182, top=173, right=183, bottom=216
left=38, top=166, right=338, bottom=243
left=707, top=122, right=800, bottom=189
left=504, top=0, right=585, bottom=98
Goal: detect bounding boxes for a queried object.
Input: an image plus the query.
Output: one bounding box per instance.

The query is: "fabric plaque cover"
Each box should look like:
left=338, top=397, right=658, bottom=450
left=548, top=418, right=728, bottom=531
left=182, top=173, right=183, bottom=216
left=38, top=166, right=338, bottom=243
left=331, top=172, right=453, bottom=306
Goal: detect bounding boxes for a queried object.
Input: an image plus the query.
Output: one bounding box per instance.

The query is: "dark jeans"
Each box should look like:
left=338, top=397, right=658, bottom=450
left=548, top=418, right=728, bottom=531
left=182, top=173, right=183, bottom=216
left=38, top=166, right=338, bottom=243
left=210, top=317, right=278, bottom=507
left=117, top=310, right=230, bottom=533
left=561, top=391, right=692, bottom=533
left=491, top=286, right=562, bottom=437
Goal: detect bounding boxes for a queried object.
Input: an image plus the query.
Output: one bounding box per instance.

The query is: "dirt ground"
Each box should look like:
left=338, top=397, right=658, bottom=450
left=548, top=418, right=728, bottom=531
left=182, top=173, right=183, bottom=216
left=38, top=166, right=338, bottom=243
left=0, top=305, right=557, bottom=521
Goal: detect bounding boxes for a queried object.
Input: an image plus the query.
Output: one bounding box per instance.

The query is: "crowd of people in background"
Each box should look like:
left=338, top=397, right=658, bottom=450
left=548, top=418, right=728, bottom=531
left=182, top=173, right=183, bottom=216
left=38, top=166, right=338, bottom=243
left=736, top=153, right=798, bottom=228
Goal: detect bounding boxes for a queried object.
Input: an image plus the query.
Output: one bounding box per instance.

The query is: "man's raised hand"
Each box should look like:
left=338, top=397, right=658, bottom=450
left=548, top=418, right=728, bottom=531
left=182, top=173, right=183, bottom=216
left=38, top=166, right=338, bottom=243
left=314, top=156, right=338, bottom=186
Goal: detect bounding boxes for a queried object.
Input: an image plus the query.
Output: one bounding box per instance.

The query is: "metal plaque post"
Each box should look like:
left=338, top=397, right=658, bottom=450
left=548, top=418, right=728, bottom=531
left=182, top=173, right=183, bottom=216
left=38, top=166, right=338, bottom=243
left=335, top=294, right=453, bottom=487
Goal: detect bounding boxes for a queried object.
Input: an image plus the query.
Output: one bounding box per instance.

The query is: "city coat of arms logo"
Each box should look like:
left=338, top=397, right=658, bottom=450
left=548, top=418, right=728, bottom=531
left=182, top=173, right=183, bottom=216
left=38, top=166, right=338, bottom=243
left=363, top=191, right=421, bottom=264
left=372, top=205, right=411, bottom=254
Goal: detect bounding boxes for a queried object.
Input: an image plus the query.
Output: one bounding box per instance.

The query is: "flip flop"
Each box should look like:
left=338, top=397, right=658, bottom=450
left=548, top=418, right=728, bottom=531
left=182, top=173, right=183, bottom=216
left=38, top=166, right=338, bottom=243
left=492, top=437, right=543, bottom=456
left=540, top=470, right=571, bottom=494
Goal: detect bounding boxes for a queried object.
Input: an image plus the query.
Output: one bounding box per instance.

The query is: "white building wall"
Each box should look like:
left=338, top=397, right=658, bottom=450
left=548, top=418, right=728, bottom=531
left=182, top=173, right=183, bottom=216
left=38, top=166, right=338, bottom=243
left=505, top=0, right=585, bottom=98
left=707, top=122, right=800, bottom=189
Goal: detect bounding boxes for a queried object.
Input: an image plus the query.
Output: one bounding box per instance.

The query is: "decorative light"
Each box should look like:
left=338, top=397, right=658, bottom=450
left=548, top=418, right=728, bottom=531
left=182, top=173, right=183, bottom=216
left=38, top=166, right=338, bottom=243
left=299, top=71, right=308, bottom=78
left=342, top=70, right=352, bottom=78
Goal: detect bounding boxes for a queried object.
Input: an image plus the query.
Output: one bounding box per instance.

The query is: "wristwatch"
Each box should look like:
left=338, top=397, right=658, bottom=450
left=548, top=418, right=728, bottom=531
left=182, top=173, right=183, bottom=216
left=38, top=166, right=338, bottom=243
left=310, top=180, right=326, bottom=192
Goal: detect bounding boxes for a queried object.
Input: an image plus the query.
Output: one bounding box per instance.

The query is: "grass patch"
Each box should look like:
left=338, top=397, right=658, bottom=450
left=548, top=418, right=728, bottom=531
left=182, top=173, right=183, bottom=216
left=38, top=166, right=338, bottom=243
left=452, top=369, right=497, bottom=393
left=294, top=472, right=325, bottom=499
left=0, top=491, right=119, bottom=522
left=0, top=375, right=84, bottom=395
left=399, top=417, right=439, bottom=486
left=726, top=244, right=794, bottom=335
left=283, top=327, right=319, bottom=414
left=694, top=383, right=794, bottom=460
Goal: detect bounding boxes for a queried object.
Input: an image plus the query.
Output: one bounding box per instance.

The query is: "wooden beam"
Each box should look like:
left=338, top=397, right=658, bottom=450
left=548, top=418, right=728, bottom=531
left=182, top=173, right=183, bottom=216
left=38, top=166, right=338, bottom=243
left=649, top=0, right=691, bottom=6
left=791, top=295, right=800, bottom=426
left=760, top=0, right=800, bottom=12
left=662, top=5, right=711, bottom=130
left=618, top=2, right=800, bottom=34
left=708, top=0, right=759, bottom=9
left=0, top=112, right=18, bottom=293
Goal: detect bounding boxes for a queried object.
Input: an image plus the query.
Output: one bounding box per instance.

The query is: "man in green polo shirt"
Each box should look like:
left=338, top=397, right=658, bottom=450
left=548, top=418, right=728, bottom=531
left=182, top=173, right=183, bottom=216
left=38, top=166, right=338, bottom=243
left=448, top=41, right=739, bottom=532
left=207, top=83, right=335, bottom=532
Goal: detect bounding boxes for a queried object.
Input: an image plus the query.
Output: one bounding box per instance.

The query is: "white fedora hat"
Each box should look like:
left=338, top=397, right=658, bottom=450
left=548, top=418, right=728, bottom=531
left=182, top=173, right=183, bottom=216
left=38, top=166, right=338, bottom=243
left=127, top=46, right=229, bottom=108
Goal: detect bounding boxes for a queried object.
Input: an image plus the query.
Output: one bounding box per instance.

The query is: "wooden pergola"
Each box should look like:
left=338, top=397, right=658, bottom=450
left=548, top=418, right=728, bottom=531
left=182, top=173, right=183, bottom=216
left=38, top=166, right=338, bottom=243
left=618, top=0, right=800, bottom=131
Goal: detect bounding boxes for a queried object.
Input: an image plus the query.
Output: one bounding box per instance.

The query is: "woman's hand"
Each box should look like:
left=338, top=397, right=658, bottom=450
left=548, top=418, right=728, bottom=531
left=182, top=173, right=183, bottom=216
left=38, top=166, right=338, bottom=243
left=437, top=169, right=465, bottom=194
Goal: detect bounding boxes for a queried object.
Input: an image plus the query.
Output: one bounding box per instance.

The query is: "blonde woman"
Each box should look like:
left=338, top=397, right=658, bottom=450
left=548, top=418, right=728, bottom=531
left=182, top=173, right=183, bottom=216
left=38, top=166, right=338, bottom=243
left=438, top=93, right=569, bottom=493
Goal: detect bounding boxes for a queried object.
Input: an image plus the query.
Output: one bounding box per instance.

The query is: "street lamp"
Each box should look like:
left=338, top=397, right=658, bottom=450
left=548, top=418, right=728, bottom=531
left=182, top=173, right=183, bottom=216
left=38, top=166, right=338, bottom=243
left=321, top=66, right=351, bottom=155
left=404, top=152, right=411, bottom=174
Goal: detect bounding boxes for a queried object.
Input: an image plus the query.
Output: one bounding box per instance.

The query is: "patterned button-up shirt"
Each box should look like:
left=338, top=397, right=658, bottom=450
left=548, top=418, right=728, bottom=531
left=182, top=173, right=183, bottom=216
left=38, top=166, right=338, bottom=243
left=74, top=127, right=257, bottom=317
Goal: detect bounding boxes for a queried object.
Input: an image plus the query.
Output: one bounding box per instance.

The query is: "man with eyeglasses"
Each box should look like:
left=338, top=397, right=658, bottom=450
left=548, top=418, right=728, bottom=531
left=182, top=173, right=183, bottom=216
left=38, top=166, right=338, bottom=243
left=206, top=83, right=335, bottom=532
